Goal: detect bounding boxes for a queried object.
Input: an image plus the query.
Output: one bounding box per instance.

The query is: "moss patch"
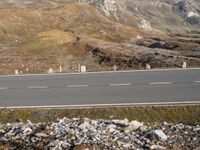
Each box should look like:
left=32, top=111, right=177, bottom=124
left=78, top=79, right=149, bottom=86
left=0, top=105, right=200, bottom=124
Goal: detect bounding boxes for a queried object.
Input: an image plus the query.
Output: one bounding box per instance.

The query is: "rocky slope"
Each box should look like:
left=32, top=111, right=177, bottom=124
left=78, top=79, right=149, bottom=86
left=0, top=118, right=199, bottom=149
left=0, top=0, right=199, bottom=74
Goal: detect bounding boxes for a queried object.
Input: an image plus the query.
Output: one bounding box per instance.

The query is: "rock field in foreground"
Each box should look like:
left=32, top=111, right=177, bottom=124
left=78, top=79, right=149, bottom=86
left=0, top=118, right=199, bottom=150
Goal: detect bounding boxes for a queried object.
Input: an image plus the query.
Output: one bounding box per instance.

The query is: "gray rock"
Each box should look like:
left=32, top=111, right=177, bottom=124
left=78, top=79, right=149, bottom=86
left=0, top=118, right=199, bottom=149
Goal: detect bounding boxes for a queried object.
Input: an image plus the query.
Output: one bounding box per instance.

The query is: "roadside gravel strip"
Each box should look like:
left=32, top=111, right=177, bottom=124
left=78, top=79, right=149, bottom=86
left=0, top=118, right=199, bottom=149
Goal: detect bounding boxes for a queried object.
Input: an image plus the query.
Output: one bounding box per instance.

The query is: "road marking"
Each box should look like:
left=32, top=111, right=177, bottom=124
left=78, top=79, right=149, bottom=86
left=194, top=81, right=200, bottom=83
left=0, top=87, right=8, bottom=90
left=110, top=83, right=131, bottom=86
left=3, top=101, right=200, bottom=109
left=28, top=86, right=48, bottom=89
left=67, top=85, right=89, bottom=88
left=150, top=82, right=172, bottom=85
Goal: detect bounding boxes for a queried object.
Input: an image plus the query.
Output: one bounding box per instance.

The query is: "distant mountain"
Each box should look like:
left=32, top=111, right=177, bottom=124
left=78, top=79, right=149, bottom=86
left=77, top=0, right=200, bottom=33
left=0, top=0, right=199, bottom=33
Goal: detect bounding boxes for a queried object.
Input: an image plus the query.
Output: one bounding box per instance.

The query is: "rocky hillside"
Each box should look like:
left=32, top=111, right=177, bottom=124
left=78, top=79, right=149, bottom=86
left=77, top=0, right=200, bottom=33
left=0, top=0, right=199, bottom=74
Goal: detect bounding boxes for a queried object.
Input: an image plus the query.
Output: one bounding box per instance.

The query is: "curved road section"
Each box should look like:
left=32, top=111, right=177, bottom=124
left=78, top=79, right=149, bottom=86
left=0, top=69, right=200, bottom=108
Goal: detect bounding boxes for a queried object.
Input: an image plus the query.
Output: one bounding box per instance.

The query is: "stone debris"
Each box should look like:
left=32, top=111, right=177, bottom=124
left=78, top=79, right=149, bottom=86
left=0, top=118, right=199, bottom=149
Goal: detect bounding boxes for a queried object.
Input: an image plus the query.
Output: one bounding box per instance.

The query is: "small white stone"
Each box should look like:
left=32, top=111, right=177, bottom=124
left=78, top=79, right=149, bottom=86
left=79, top=121, right=92, bottom=129
left=150, top=145, right=166, bottom=150
left=128, top=120, right=143, bottom=131
left=154, top=130, right=168, bottom=141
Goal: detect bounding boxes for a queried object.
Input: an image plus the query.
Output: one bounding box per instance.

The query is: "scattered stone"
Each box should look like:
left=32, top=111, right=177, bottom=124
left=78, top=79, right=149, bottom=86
left=0, top=118, right=199, bottom=149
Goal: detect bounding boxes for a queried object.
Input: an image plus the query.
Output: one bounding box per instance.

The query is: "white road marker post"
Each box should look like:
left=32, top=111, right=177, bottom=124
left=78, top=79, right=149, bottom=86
left=59, top=66, right=62, bottom=73
left=81, top=66, right=86, bottom=73
left=113, top=65, right=117, bottom=71
left=15, top=70, right=19, bottom=75
left=48, top=68, right=53, bottom=74
left=146, top=64, right=151, bottom=70
left=182, top=62, right=187, bottom=68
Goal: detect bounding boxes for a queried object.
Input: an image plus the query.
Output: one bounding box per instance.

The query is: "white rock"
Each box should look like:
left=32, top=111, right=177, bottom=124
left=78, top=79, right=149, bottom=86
left=150, top=145, right=166, bottom=150
left=187, top=11, right=199, bottom=18
left=79, top=121, right=92, bottom=129
left=128, top=120, right=143, bottom=131
left=138, top=19, right=152, bottom=31
left=107, top=124, right=117, bottom=133
left=35, top=133, right=48, bottom=138
left=112, top=118, right=129, bottom=126
left=193, top=127, right=200, bottom=131
left=154, top=130, right=167, bottom=141
left=23, top=127, right=32, bottom=134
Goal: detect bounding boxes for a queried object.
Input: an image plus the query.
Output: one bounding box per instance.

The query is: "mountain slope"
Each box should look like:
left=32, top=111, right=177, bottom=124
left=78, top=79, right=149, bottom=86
left=0, top=0, right=199, bottom=74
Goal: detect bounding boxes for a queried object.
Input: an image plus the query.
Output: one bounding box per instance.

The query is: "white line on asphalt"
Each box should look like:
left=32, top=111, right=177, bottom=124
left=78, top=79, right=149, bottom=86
left=28, top=86, right=48, bottom=89
left=0, top=87, right=8, bottom=90
left=67, top=85, right=89, bottom=88
left=150, top=82, right=172, bottom=85
left=194, top=81, right=200, bottom=83
left=110, top=83, right=131, bottom=86
left=3, top=101, right=200, bottom=109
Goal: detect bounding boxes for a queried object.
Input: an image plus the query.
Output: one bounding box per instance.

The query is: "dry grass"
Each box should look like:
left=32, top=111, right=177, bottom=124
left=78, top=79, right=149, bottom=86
left=38, top=29, right=76, bottom=44
left=0, top=105, right=200, bottom=124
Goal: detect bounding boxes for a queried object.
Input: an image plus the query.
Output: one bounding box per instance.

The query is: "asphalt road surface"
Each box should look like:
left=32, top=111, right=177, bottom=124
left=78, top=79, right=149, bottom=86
left=0, top=69, right=200, bottom=107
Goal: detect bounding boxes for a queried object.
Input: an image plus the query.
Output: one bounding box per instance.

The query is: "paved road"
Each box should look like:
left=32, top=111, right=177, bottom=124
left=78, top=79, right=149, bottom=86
left=0, top=69, right=200, bottom=107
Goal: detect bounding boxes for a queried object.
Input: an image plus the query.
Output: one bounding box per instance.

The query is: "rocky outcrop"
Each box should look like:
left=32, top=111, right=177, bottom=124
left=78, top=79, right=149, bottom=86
left=173, top=0, right=200, bottom=25
left=138, top=19, right=152, bottom=31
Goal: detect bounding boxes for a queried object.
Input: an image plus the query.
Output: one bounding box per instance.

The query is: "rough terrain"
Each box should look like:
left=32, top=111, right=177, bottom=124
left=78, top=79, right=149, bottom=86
left=0, top=118, right=199, bottom=150
left=0, top=0, right=199, bottom=74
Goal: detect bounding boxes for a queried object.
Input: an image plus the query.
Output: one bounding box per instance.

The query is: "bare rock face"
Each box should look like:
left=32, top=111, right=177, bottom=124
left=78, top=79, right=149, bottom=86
left=75, top=0, right=200, bottom=33
left=173, top=0, right=200, bottom=26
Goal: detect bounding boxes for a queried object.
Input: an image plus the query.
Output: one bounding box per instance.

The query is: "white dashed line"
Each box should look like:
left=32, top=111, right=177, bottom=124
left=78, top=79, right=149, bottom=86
left=150, top=82, right=172, bottom=85
left=67, top=85, right=89, bottom=88
left=28, top=86, right=48, bottom=89
left=0, top=87, right=8, bottom=90
left=110, top=83, right=131, bottom=86
left=194, top=81, right=200, bottom=83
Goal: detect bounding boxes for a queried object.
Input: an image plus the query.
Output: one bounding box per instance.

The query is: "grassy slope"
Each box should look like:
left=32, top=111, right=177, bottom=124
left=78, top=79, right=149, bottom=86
left=0, top=3, right=154, bottom=74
